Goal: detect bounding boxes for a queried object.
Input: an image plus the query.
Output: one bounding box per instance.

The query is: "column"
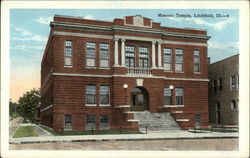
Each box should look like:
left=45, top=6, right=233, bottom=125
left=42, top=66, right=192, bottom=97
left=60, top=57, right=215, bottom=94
left=158, top=42, right=162, bottom=68
left=152, top=41, right=156, bottom=69
left=121, top=39, right=126, bottom=66
left=113, top=39, right=119, bottom=66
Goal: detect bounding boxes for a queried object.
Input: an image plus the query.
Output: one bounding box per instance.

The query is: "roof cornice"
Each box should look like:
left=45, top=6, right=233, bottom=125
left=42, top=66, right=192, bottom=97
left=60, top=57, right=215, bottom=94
left=51, top=21, right=210, bottom=40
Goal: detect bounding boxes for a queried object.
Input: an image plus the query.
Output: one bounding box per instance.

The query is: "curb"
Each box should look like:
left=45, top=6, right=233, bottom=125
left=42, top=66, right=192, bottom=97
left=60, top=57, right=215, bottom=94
left=9, top=135, right=238, bottom=144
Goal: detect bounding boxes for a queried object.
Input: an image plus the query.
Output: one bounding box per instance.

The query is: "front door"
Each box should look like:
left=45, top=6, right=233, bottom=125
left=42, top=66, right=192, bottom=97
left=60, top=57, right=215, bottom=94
left=130, top=87, right=148, bottom=111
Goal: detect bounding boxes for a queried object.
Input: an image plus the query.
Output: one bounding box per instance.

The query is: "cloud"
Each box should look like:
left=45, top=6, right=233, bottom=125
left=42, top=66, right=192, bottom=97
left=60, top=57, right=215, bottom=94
left=167, top=17, right=234, bottom=30
left=11, top=26, right=47, bottom=42
left=208, top=41, right=239, bottom=50
left=83, top=15, right=95, bottom=20
left=11, top=44, right=45, bottom=52
left=35, top=16, right=53, bottom=24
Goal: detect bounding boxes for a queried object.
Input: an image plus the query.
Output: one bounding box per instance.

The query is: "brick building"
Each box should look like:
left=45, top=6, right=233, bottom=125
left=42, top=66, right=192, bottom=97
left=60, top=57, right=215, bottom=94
left=208, top=54, right=239, bottom=125
left=40, top=15, right=210, bottom=132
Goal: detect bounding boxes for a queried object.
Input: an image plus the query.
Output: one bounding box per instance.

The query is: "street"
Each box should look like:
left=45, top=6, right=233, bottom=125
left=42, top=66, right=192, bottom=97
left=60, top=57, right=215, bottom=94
left=10, top=138, right=238, bottom=150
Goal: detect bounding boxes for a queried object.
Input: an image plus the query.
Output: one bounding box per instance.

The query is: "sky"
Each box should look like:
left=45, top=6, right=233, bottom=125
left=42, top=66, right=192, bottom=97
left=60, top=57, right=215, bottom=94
left=10, top=9, right=239, bottom=102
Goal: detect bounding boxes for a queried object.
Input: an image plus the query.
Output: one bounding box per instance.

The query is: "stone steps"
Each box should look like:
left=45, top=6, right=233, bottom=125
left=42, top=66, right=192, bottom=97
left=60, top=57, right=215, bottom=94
left=133, top=111, right=181, bottom=131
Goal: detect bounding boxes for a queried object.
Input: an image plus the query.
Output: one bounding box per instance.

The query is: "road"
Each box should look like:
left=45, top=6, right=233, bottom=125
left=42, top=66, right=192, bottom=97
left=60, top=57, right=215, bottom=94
left=10, top=138, right=238, bottom=150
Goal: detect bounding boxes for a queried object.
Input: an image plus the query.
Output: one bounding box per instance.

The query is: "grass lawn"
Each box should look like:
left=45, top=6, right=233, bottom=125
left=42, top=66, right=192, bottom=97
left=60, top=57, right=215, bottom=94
left=13, top=126, right=39, bottom=138
left=39, top=126, right=142, bottom=136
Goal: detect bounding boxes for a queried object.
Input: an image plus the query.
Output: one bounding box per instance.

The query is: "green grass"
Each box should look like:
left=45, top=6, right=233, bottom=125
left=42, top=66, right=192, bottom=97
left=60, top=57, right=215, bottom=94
left=13, top=126, right=39, bottom=138
left=39, top=126, right=142, bottom=136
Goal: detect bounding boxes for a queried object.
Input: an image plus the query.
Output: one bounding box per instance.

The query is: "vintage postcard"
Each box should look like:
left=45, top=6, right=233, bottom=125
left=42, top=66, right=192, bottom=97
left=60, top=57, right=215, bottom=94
left=1, top=1, right=249, bottom=158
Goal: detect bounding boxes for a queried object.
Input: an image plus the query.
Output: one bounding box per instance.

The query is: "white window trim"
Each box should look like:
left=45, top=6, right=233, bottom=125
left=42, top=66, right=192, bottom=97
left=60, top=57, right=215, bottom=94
left=99, top=115, right=110, bottom=130
left=85, top=115, right=96, bottom=130
left=86, top=104, right=97, bottom=107
left=86, top=42, right=96, bottom=68
left=64, top=40, right=73, bottom=67
left=99, top=85, right=110, bottom=106
left=99, top=43, right=110, bottom=69
left=164, top=105, right=185, bottom=108
left=100, top=104, right=111, bottom=107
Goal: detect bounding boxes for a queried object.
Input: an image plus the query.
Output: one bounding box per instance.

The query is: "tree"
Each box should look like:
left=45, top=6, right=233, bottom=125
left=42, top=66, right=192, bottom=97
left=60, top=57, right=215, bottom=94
left=9, top=99, right=18, bottom=118
left=18, top=88, right=40, bottom=123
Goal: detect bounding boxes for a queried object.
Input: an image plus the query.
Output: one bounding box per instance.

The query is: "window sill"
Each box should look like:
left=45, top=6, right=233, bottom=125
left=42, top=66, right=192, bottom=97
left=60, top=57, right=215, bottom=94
left=194, top=72, right=201, bottom=74
left=175, top=71, right=184, bottom=73
left=99, top=104, right=111, bottom=107
left=164, top=70, right=173, bottom=72
left=163, top=105, right=185, bottom=108
left=86, top=66, right=97, bottom=69
left=64, top=66, right=73, bottom=68
left=99, top=67, right=110, bottom=70
left=86, top=104, right=97, bottom=106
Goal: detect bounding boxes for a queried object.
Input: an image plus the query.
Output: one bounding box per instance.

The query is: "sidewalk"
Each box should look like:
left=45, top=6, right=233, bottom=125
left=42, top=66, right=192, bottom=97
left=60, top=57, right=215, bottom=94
left=9, top=130, right=238, bottom=144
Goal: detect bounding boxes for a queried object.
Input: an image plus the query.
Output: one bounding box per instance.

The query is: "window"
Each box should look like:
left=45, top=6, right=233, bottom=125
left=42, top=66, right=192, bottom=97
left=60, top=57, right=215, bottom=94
left=100, top=115, right=110, bottom=130
left=100, top=85, right=110, bottom=105
left=218, top=78, right=223, bottom=92
left=194, top=50, right=200, bottom=72
left=231, top=100, right=238, bottom=110
left=86, top=115, right=96, bottom=130
left=213, top=79, right=218, bottom=93
left=139, top=47, right=149, bottom=68
left=86, top=42, right=96, bottom=67
left=175, top=49, right=183, bottom=72
left=164, top=87, right=172, bottom=105
left=86, top=85, right=96, bottom=105
left=230, top=75, right=239, bottom=91
left=64, top=115, right=72, bottom=130
left=163, top=48, right=172, bottom=71
left=64, top=40, right=72, bottom=66
left=175, top=88, right=184, bottom=105
left=100, top=43, right=109, bottom=68
left=194, top=115, right=201, bottom=128
left=125, top=46, right=135, bottom=67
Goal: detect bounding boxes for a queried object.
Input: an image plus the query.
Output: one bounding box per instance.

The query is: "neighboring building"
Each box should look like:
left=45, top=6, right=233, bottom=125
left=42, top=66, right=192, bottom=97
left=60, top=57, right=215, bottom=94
left=208, top=54, right=239, bottom=125
left=40, top=15, right=210, bottom=132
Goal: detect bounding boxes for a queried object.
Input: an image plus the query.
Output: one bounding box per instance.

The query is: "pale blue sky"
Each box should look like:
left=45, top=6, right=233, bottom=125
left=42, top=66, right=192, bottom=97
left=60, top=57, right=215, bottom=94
left=10, top=9, right=239, bottom=101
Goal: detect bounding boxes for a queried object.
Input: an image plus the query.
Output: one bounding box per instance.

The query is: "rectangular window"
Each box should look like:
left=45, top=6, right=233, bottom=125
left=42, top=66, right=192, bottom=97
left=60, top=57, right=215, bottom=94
left=64, top=115, right=72, bottom=130
left=86, top=42, right=96, bottom=67
left=64, top=40, right=72, bottom=66
left=164, top=87, right=172, bottom=105
left=213, top=79, right=218, bottom=93
left=139, top=47, right=149, bottom=68
left=125, top=46, right=135, bottom=67
left=175, top=88, right=184, bottom=105
left=86, top=115, right=96, bottom=130
left=194, top=115, right=201, bottom=128
left=218, top=78, right=223, bottom=92
left=100, top=85, right=110, bottom=105
left=194, top=50, right=200, bottom=72
left=163, top=48, right=172, bottom=71
left=175, top=49, right=183, bottom=72
left=100, top=115, right=110, bottom=130
left=231, top=75, right=238, bottom=91
left=86, top=85, right=96, bottom=105
left=100, top=43, right=109, bottom=68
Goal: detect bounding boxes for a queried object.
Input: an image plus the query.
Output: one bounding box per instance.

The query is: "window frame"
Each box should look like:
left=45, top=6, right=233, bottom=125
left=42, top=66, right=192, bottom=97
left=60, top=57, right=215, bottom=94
left=139, top=46, right=149, bottom=68
left=99, top=43, right=110, bottom=69
left=64, top=40, right=73, bottom=67
left=99, top=85, right=110, bottom=106
left=99, top=115, right=110, bottom=130
left=86, top=85, right=97, bottom=106
left=125, top=45, right=136, bottom=68
left=86, top=42, right=96, bottom=68
left=64, top=115, right=72, bottom=130
left=85, top=115, right=96, bottom=130
left=194, top=49, right=200, bottom=73
left=163, top=48, right=172, bottom=71
left=175, top=48, right=184, bottom=72
left=231, top=100, right=238, bottom=110
left=230, top=75, right=239, bottom=91
left=164, top=87, right=172, bottom=105
left=175, top=87, right=184, bottom=105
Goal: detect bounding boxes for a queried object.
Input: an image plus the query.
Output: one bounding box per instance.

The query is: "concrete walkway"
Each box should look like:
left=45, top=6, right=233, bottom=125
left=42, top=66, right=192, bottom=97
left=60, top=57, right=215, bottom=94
left=9, top=129, right=238, bottom=144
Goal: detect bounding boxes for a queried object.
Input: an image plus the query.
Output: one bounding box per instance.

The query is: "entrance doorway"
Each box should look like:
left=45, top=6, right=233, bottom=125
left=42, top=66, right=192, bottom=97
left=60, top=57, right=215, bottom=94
left=130, top=87, right=148, bottom=111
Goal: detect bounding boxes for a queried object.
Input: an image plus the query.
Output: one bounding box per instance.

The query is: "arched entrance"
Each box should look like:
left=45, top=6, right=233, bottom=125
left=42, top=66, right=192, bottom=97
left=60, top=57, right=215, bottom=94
left=130, top=86, right=149, bottom=111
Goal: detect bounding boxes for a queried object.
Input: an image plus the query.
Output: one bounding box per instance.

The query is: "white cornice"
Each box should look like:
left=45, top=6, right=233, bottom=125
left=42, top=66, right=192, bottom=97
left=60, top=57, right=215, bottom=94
left=53, top=31, right=113, bottom=40
left=52, top=72, right=209, bottom=82
left=51, top=21, right=210, bottom=40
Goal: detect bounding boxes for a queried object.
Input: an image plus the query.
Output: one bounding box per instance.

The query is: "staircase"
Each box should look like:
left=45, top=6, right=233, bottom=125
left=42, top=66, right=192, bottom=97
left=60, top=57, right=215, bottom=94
left=133, top=111, right=181, bottom=132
